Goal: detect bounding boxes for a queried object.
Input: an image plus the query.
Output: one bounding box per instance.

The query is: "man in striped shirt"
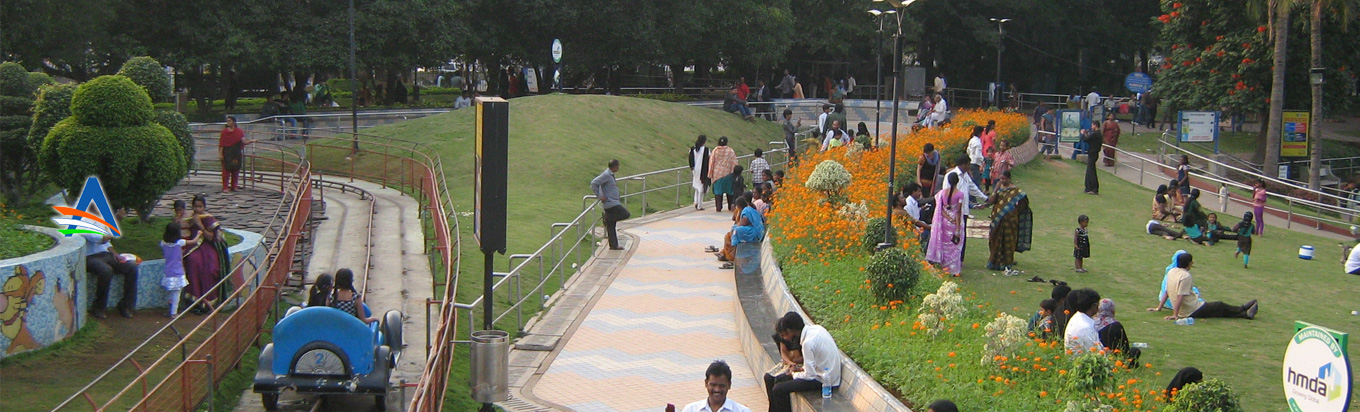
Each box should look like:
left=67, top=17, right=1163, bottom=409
left=749, top=149, right=769, bottom=186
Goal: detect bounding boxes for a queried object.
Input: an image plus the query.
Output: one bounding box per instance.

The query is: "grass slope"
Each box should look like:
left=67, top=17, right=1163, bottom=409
left=961, top=159, right=1359, bottom=411
left=315, top=94, right=784, bottom=410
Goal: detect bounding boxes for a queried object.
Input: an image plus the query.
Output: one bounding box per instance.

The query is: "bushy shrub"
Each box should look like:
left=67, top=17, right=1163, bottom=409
left=865, top=247, right=921, bottom=303
left=0, top=62, right=37, bottom=97
left=27, top=83, right=75, bottom=156
left=806, top=159, right=852, bottom=194
left=862, top=217, right=896, bottom=252
left=1164, top=379, right=1243, bottom=412
left=153, top=111, right=195, bottom=167
left=981, top=313, right=1028, bottom=364
left=0, top=62, right=39, bottom=201
left=1064, top=352, right=1114, bottom=395
left=116, top=56, right=172, bottom=102
left=421, top=86, right=461, bottom=95
left=69, top=75, right=154, bottom=127
left=916, top=281, right=965, bottom=335
left=41, top=76, right=186, bottom=212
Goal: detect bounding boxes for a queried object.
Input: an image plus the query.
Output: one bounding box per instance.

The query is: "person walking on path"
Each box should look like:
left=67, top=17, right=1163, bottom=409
left=219, top=116, right=252, bottom=192
left=591, top=159, right=630, bottom=250
left=1101, top=113, right=1120, bottom=167
left=689, top=136, right=712, bottom=210
left=709, top=138, right=738, bottom=212
left=781, top=110, right=801, bottom=160
left=1081, top=123, right=1103, bottom=195
left=680, top=361, right=753, bottom=412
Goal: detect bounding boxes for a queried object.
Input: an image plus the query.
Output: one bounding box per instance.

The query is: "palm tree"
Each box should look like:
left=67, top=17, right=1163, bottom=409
left=1306, top=0, right=1355, bottom=190
left=1260, top=0, right=1293, bottom=180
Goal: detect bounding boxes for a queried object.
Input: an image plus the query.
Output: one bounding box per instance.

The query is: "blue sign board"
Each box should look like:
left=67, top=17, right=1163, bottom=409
left=1125, top=72, right=1153, bottom=94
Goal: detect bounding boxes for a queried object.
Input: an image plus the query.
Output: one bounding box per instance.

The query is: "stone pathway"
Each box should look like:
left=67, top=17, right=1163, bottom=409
left=521, top=211, right=767, bottom=412
left=153, top=183, right=294, bottom=235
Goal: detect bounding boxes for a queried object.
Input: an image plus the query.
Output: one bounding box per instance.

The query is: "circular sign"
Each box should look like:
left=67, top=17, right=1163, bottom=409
left=1125, top=72, right=1153, bottom=94
left=552, top=39, right=563, bottom=63
left=1283, top=326, right=1351, bottom=412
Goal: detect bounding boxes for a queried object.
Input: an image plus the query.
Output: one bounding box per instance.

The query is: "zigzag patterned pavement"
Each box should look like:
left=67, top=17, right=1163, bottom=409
left=531, top=211, right=768, bottom=412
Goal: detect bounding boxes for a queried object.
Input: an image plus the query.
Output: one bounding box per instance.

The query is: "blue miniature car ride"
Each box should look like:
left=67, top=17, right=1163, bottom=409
left=253, top=306, right=403, bottom=410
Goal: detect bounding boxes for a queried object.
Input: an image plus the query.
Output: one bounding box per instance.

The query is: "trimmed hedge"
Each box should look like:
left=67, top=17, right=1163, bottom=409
left=0, top=62, right=37, bottom=97
left=69, top=75, right=154, bottom=127
left=153, top=111, right=195, bottom=167
left=117, top=57, right=172, bottom=102
left=41, top=118, right=186, bottom=210
left=27, top=83, right=75, bottom=155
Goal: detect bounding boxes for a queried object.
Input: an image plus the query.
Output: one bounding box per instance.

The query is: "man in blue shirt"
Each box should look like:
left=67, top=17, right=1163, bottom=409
left=591, top=159, right=630, bottom=250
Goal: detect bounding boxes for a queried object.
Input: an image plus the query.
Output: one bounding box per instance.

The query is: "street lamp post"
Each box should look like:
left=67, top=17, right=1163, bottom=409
left=989, top=18, right=1011, bottom=108
left=875, top=0, right=921, bottom=250
left=868, top=9, right=896, bottom=149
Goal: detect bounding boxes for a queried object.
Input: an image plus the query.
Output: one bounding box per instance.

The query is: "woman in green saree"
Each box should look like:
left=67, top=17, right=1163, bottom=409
left=987, top=174, right=1033, bottom=271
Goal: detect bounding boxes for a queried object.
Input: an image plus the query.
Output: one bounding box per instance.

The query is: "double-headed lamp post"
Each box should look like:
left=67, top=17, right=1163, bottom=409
left=868, top=9, right=896, bottom=148
left=989, top=18, right=1011, bottom=108
left=873, top=0, right=922, bottom=251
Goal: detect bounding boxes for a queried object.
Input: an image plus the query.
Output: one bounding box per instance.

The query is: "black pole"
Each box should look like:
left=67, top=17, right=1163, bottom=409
left=994, top=24, right=1002, bottom=107
left=884, top=30, right=903, bottom=248
left=483, top=251, right=494, bottom=329
left=349, top=0, right=359, bottom=150
left=874, top=15, right=884, bottom=148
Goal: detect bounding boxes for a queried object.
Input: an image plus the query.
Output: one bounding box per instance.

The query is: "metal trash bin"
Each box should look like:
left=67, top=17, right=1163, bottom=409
left=470, top=330, right=510, bottom=403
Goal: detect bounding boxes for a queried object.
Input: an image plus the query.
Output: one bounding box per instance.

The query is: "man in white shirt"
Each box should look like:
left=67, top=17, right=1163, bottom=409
left=765, top=312, right=841, bottom=412
left=1085, top=88, right=1102, bottom=113
left=1063, top=288, right=1103, bottom=354
left=1347, top=244, right=1360, bottom=275
left=453, top=91, right=472, bottom=109
left=934, top=73, right=947, bottom=94
left=966, top=131, right=985, bottom=187
left=930, top=94, right=949, bottom=128
left=820, top=121, right=849, bottom=151
left=817, top=105, right=833, bottom=135
left=81, top=231, right=141, bottom=319
left=680, top=361, right=753, bottom=412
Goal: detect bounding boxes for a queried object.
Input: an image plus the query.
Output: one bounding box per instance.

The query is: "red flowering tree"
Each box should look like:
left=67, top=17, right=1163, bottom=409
left=1153, top=0, right=1273, bottom=114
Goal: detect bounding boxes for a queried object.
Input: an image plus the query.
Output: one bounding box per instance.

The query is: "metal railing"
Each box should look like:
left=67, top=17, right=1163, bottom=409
left=1104, top=143, right=1359, bottom=233
left=52, top=141, right=313, bottom=412
left=451, top=143, right=791, bottom=339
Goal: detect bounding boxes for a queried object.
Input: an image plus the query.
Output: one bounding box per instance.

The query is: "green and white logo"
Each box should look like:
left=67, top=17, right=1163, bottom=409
left=1283, top=326, right=1351, bottom=412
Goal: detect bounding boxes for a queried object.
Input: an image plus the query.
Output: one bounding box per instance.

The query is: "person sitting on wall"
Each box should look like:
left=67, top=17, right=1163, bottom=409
left=81, top=209, right=140, bottom=319
left=764, top=312, right=842, bottom=412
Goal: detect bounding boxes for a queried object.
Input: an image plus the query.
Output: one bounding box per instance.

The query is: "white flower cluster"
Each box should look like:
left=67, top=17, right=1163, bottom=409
left=836, top=201, right=869, bottom=220
left=805, top=159, right=852, bottom=193
left=980, top=312, right=1028, bottom=364
left=1062, top=400, right=1114, bottom=412
left=916, top=281, right=965, bottom=335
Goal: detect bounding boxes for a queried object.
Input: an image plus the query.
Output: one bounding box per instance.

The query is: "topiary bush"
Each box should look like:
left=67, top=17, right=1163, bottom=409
left=1164, top=379, right=1244, bottom=412
left=862, top=217, right=896, bottom=252
left=153, top=111, right=195, bottom=167
left=41, top=75, right=186, bottom=213
left=0, top=62, right=41, bottom=202
left=865, top=247, right=921, bottom=303
left=806, top=159, right=852, bottom=204
left=116, top=56, right=172, bottom=102
left=68, top=75, right=154, bottom=127
left=27, top=83, right=75, bottom=157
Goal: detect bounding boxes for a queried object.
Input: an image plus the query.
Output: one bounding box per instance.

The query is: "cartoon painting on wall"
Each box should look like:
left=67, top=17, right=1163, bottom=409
left=2, top=265, right=46, bottom=354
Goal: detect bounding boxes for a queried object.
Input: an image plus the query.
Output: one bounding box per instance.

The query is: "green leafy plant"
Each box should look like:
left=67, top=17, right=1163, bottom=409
left=864, top=247, right=921, bottom=303
left=421, top=86, right=461, bottom=95
left=0, top=62, right=43, bottom=202
left=806, top=159, right=852, bottom=203
left=981, top=313, right=1028, bottom=364
left=1064, top=352, right=1115, bottom=395
left=1163, top=379, right=1244, bottom=412
left=916, top=281, right=965, bottom=335
left=862, top=217, right=897, bottom=253
left=116, top=56, right=172, bottom=102
left=27, top=83, right=75, bottom=156
left=153, top=111, right=195, bottom=168
left=40, top=75, right=187, bottom=218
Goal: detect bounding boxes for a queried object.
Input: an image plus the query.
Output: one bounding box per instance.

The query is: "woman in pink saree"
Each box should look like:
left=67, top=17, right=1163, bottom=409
left=926, top=173, right=966, bottom=276
left=183, top=195, right=228, bottom=314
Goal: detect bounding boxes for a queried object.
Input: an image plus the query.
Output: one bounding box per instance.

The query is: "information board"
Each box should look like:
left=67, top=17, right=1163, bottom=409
left=1178, top=111, right=1219, bottom=143
left=1125, top=72, right=1153, bottom=94
left=1282, top=111, right=1311, bottom=158
left=1283, top=323, right=1351, bottom=412
left=1058, top=110, right=1083, bottom=143
left=474, top=97, right=508, bottom=253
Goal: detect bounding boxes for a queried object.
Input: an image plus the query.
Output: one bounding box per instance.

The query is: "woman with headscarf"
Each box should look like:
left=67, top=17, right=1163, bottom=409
left=1181, top=189, right=1211, bottom=243
left=986, top=182, right=1032, bottom=271
left=1153, top=250, right=1202, bottom=310
left=855, top=122, right=872, bottom=149
left=1165, top=367, right=1204, bottom=401
left=688, top=135, right=711, bottom=210
left=708, top=137, right=737, bottom=212
left=1094, top=298, right=1141, bottom=364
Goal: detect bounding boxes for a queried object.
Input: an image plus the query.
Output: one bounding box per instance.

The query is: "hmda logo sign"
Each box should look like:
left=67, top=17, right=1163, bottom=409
left=1282, top=325, right=1351, bottom=412
left=50, top=177, right=122, bottom=237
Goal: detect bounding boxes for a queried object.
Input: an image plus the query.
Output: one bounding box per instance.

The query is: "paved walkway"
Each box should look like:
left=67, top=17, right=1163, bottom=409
left=522, top=211, right=767, bottom=412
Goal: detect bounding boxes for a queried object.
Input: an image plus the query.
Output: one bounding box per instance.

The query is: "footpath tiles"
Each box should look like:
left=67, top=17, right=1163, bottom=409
left=530, top=211, right=767, bottom=412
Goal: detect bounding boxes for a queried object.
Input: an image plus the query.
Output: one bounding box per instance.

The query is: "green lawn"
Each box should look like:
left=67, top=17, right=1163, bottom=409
left=308, top=93, right=785, bottom=410
left=959, top=158, right=1359, bottom=411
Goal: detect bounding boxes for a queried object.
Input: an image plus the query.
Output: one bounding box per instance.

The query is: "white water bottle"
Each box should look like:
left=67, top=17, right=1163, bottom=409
left=1175, top=317, right=1195, bottom=326
left=821, top=368, right=833, bottom=399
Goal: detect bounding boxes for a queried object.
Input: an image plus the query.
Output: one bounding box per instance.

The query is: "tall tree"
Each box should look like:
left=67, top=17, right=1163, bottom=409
left=1306, top=0, right=1356, bottom=189
left=1262, top=0, right=1294, bottom=176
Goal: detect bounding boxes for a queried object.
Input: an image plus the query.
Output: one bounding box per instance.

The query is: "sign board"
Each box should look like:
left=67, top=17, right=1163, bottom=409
left=1058, top=110, right=1083, bottom=143
left=551, top=39, right=563, bottom=64
left=1178, top=111, right=1219, bottom=143
left=1283, top=323, right=1351, bottom=412
left=523, top=67, right=539, bottom=93
left=1125, top=72, right=1153, bottom=94
left=1282, top=111, right=1311, bottom=158
left=474, top=97, right=509, bottom=254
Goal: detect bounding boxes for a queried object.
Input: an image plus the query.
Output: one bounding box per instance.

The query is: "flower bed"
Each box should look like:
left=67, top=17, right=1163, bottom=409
left=768, top=110, right=1193, bottom=411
